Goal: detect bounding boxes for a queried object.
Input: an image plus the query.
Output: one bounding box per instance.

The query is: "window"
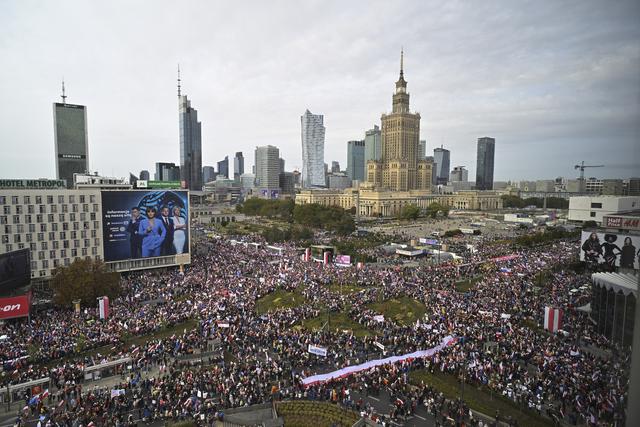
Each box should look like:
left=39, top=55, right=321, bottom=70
left=62, top=205, right=68, bottom=213
left=50, top=205, right=57, bottom=213
left=49, top=250, right=56, bottom=259
left=36, top=214, right=43, bottom=223
left=18, top=205, right=25, bottom=214
left=52, top=241, right=59, bottom=249
left=90, top=195, right=96, bottom=203
left=73, top=222, right=79, bottom=231
left=1, top=235, right=8, bottom=244
left=3, top=206, right=10, bottom=214
left=91, top=247, right=98, bottom=255
left=58, top=214, right=65, bottom=222
left=30, top=261, right=37, bottom=271
left=90, top=213, right=96, bottom=221
left=25, top=234, right=32, bottom=242
left=40, top=223, right=47, bottom=232
left=74, top=240, right=80, bottom=248
left=48, top=214, right=54, bottom=223
left=58, top=195, right=64, bottom=204
left=0, top=196, right=5, bottom=204
left=51, top=223, right=58, bottom=231
left=53, top=259, right=60, bottom=268
left=71, top=231, right=77, bottom=239
left=71, top=248, right=77, bottom=257
left=60, top=232, right=67, bottom=240
left=17, top=224, right=24, bottom=233
left=79, top=195, right=85, bottom=203
left=69, top=195, right=75, bottom=203
left=64, top=258, right=70, bottom=266
left=72, top=204, right=78, bottom=213
left=25, top=215, right=31, bottom=223
left=37, top=233, right=44, bottom=241
left=13, top=215, right=20, bottom=224
left=13, top=234, right=21, bottom=243
left=81, top=247, right=88, bottom=256
left=63, top=241, right=70, bottom=249
left=84, top=239, right=90, bottom=247
left=3, top=225, right=10, bottom=234
left=591, top=202, right=603, bottom=209
left=42, top=260, right=49, bottom=269
left=11, top=196, right=18, bottom=204
left=39, top=205, right=46, bottom=213
left=46, top=195, right=53, bottom=204
left=28, top=223, right=35, bottom=232
left=41, top=241, right=48, bottom=250
left=18, top=243, right=24, bottom=249
left=49, top=232, right=55, bottom=240
left=63, top=223, right=69, bottom=231
left=590, top=212, right=596, bottom=217
left=0, top=216, right=7, bottom=224
left=70, top=213, right=76, bottom=221
left=38, top=251, right=45, bottom=260
left=60, top=249, right=66, bottom=257
left=5, top=244, right=12, bottom=252
left=90, top=229, right=96, bottom=238
left=30, top=243, right=36, bottom=251
left=23, top=196, right=30, bottom=204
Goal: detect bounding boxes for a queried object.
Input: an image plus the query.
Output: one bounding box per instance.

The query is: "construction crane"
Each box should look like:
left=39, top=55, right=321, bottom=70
left=575, top=161, right=604, bottom=181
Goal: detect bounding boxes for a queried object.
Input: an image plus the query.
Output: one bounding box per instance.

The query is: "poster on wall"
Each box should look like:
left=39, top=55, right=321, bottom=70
left=580, top=231, right=640, bottom=270
left=101, top=190, right=189, bottom=262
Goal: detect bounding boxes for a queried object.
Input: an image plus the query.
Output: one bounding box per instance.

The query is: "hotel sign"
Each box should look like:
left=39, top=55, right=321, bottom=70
left=603, top=215, right=640, bottom=231
left=0, top=179, right=67, bottom=189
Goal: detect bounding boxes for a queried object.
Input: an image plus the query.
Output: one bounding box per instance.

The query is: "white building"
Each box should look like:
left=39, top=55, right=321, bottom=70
left=254, top=145, right=280, bottom=189
left=568, top=196, right=640, bottom=223
left=450, top=166, right=468, bottom=182
left=301, top=109, right=325, bottom=187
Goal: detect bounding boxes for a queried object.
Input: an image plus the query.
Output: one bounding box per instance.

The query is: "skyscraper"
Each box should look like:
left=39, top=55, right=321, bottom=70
left=418, top=140, right=426, bottom=160
left=203, top=166, right=216, bottom=183
left=301, top=109, right=326, bottom=187
left=279, top=158, right=286, bottom=174
left=367, top=51, right=430, bottom=191
left=217, top=156, right=229, bottom=179
left=233, top=152, right=244, bottom=180
left=364, top=125, right=382, bottom=164
left=139, top=170, right=150, bottom=181
left=331, top=161, right=341, bottom=173
left=347, top=140, right=365, bottom=182
left=155, top=162, right=180, bottom=181
left=254, top=145, right=280, bottom=189
left=53, top=82, right=89, bottom=188
left=476, top=137, right=495, bottom=190
left=433, top=146, right=450, bottom=185
left=178, top=70, right=202, bottom=190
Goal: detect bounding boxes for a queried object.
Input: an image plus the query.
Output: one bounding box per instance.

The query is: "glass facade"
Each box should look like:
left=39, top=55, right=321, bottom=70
left=53, top=103, right=88, bottom=188
left=179, top=95, right=202, bottom=190
left=347, top=140, right=365, bottom=182
left=476, top=137, right=495, bottom=190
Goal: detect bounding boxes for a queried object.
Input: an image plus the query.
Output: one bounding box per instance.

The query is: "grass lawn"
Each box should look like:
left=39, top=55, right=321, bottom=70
left=455, top=276, right=483, bottom=292
left=367, top=297, right=426, bottom=326
left=327, top=283, right=365, bottom=295
left=409, top=370, right=552, bottom=427
left=255, top=288, right=307, bottom=314
left=276, top=401, right=358, bottom=427
left=302, top=311, right=375, bottom=337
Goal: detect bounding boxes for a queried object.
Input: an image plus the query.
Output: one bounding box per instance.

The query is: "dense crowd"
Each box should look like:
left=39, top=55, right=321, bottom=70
left=0, top=229, right=631, bottom=426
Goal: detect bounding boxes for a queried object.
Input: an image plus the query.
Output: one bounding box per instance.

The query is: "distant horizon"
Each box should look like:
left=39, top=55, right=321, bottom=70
left=1, top=1, right=638, bottom=181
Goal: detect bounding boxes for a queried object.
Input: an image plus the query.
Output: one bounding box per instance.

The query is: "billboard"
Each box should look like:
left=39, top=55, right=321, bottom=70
left=334, top=255, right=351, bottom=265
left=0, top=292, right=31, bottom=320
left=102, top=190, right=189, bottom=262
left=0, top=249, right=31, bottom=294
left=580, top=231, right=640, bottom=270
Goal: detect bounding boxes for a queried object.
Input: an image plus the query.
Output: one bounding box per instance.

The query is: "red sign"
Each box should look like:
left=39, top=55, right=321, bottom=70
left=0, top=292, right=31, bottom=320
left=604, top=216, right=640, bottom=231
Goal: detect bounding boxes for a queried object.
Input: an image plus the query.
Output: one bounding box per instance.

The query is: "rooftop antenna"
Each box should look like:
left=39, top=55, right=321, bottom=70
left=61, top=79, right=67, bottom=104
left=400, top=47, right=404, bottom=78
left=177, top=64, right=181, bottom=97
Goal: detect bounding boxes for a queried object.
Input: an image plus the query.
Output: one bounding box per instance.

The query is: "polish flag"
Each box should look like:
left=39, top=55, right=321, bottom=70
left=544, top=307, right=563, bottom=332
left=323, top=251, right=330, bottom=265
left=99, top=297, right=110, bottom=320
left=305, top=248, right=311, bottom=262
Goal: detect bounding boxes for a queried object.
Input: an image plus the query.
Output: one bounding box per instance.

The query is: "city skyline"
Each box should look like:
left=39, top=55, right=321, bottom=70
left=0, top=1, right=639, bottom=181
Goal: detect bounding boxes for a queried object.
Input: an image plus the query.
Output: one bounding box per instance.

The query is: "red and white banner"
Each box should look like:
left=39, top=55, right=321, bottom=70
left=544, top=307, right=563, bottom=332
left=98, top=296, right=109, bottom=320
left=323, top=251, right=330, bottom=265
left=0, top=292, right=31, bottom=320
left=301, top=335, right=457, bottom=386
left=491, top=254, right=520, bottom=263
left=304, top=248, right=311, bottom=262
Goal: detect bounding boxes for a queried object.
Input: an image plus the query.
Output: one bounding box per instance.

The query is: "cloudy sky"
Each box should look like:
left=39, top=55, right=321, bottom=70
left=1, top=0, right=639, bottom=181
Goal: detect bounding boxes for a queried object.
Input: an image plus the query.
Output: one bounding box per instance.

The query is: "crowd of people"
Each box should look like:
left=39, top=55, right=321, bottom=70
left=0, top=227, right=631, bottom=426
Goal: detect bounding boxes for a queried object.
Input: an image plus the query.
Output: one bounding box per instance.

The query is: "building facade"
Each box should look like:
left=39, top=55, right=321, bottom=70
left=217, top=156, right=229, bottom=179
left=155, top=162, right=180, bottom=182
left=364, top=125, right=382, bottom=164
left=366, top=52, right=430, bottom=191
left=433, top=146, right=450, bottom=185
left=568, top=196, right=640, bottom=224
left=139, top=170, right=150, bottom=181
left=475, top=137, right=495, bottom=190
left=179, top=95, right=202, bottom=190
left=450, top=166, right=468, bottom=182
left=254, top=145, right=280, bottom=189
left=301, top=110, right=326, bottom=187
left=203, top=166, right=216, bottom=184
left=347, top=140, right=365, bottom=182
left=54, top=102, right=89, bottom=188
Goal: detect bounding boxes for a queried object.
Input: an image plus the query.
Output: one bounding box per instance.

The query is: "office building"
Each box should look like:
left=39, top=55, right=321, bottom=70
left=328, top=173, right=352, bottom=190
left=347, top=140, right=365, bottom=182
left=433, top=146, right=450, bottom=185
left=568, top=196, right=640, bottom=224
left=625, top=178, right=640, bottom=196
left=239, top=173, right=256, bottom=190
left=331, top=161, right=341, bottom=173
left=418, top=140, right=426, bottom=160
left=217, top=156, right=229, bottom=179
left=279, top=172, right=295, bottom=195
left=279, top=158, right=286, bottom=175
left=450, top=166, right=468, bottom=182
left=203, top=166, right=216, bottom=184
left=364, top=125, right=382, bottom=164
left=139, top=170, right=150, bottom=181
left=301, top=110, right=326, bottom=187
left=254, top=145, right=281, bottom=189
left=155, top=162, right=180, bottom=182
left=475, top=137, right=495, bottom=190
left=602, top=179, right=624, bottom=196
left=233, top=152, right=244, bottom=180
left=366, top=51, right=431, bottom=191
left=179, top=92, right=202, bottom=190
left=53, top=86, right=89, bottom=188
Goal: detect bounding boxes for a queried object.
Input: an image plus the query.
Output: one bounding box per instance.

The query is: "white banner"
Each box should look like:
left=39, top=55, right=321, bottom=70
left=308, top=344, right=328, bottom=357
left=373, top=315, right=385, bottom=322
left=301, top=335, right=457, bottom=386
left=374, top=341, right=385, bottom=351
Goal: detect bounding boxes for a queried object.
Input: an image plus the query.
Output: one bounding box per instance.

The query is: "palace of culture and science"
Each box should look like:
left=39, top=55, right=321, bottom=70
left=296, top=52, right=503, bottom=217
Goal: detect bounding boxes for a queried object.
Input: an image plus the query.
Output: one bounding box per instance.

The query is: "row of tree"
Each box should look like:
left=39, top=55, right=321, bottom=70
left=501, top=195, right=569, bottom=209
left=399, top=202, right=450, bottom=220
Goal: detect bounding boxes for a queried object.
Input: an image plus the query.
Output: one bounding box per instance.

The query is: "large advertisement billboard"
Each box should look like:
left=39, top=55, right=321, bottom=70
left=0, top=292, right=31, bottom=320
left=0, top=249, right=31, bottom=294
left=102, top=190, right=189, bottom=262
left=580, top=231, right=640, bottom=270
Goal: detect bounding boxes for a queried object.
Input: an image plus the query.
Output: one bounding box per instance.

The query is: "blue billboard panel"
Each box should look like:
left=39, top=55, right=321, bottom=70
left=101, top=190, right=189, bottom=262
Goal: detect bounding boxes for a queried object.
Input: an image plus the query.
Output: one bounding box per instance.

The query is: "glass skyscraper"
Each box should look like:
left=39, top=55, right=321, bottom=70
left=364, top=125, right=382, bottom=164
left=53, top=102, right=89, bottom=188
left=433, top=146, right=450, bottom=185
left=301, top=109, right=326, bottom=187
left=233, top=152, right=244, bottom=180
left=347, top=140, right=365, bottom=182
left=179, top=95, right=202, bottom=190
left=476, top=137, right=495, bottom=190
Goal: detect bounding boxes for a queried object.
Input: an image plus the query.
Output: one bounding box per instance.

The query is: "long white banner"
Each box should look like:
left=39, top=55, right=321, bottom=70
left=301, top=335, right=457, bottom=386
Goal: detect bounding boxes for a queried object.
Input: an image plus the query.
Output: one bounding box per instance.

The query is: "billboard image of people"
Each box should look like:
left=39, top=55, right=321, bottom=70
left=580, top=231, right=640, bottom=270
left=0, top=249, right=31, bottom=294
left=102, top=190, right=189, bottom=262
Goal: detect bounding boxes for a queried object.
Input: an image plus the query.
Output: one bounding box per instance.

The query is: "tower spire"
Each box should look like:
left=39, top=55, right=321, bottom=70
left=400, top=48, right=404, bottom=78
left=177, top=64, right=181, bottom=97
left=61, top=79, right=67, bottom=104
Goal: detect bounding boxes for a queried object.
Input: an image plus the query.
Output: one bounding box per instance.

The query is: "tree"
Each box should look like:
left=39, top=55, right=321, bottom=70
left=399, top=204, right=420, bottom=220
left=425, top=202, right=449, bottom=219
left=500, top=195, right=525, bottom=208
left=50, top=258, right=121, bottom=307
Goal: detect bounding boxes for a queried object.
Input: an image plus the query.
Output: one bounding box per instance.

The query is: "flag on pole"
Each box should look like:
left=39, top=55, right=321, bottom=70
left=323, top=251, right=330, bottom=265
left=544, top=307, right=563, bottom=332
left=305, top=248, right=311, bottom=262
left=99, top=296, right=109, bottom=320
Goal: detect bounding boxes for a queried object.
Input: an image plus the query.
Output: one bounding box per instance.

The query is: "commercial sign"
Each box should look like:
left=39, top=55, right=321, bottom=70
left=101, top=190, right=190, bottom=263
left=147, top=181, right=182, bottom=189
left=334, top=255, right=351, bottom=265
left=0, top=292, right=31, bottom=320
left=0, top=179, right=66, bottom=189
left=603, top=215, right=640, bottom=232
left=308, top=344, right=328, bottom=357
